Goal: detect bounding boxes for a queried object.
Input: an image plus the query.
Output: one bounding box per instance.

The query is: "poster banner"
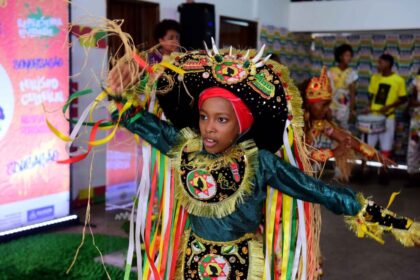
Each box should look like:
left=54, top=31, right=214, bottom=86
left=0, top=0, right=70, bottom=231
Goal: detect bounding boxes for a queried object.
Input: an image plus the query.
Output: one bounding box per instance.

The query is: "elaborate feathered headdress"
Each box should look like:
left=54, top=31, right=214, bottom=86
left=305, top=66, right=332, bottom=104
left=154, top=39, right=300, bottom=152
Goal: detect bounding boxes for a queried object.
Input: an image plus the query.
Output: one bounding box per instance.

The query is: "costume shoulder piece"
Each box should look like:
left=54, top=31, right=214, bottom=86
left=170, top=128, right=259, bottom=218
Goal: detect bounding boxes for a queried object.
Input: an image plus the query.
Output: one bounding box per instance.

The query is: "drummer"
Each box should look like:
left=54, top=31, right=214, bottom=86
left=367, top=54, right=407, bottom=159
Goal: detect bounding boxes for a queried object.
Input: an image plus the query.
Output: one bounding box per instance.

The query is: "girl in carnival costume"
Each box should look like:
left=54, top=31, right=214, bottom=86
left=301, top=67, right=394, bottom=182
left=103, top=40, right=420, bottom=280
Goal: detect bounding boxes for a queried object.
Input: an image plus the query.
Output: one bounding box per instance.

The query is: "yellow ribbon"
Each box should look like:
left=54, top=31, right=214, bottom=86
left=356, top=221, right=385, bottom=244
left=134, top=134, right=141, bottom=145
left=386, top=191, right=400, bottom=210
left=89, top=90, right=108, bottom=122
left=158, top=61, right=186, bottom=76
left=281, top=194, right=293, bottom=280
left=46, top=119, right=73, bottom=142
left=263, top=187, right=278, bottom=280
left=88, top=100, right=132, bottom=146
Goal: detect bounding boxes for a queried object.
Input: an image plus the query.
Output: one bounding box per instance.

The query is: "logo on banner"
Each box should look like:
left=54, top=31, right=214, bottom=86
left=19, top=76, right=64, bottom=106
left=18, top=6, right=62, bottom=38
left=0, top=64, right=14, bottom=141
left=27, top=205, right=54, bottom=222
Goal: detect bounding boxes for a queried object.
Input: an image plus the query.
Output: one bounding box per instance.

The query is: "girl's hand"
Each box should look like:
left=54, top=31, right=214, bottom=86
left=107, top=59, right=138, bottom=94
left=377, top=153, right=396, bottom=170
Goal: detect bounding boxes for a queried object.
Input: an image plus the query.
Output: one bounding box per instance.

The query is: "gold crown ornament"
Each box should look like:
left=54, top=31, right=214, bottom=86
left=305, top=66, right=332, bottom=104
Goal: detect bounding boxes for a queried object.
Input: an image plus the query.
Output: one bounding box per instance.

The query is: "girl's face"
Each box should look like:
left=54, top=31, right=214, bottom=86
left=308, top=100, right=331, bottom=120
left=340, top=50, right=353, bottom=65
left=199, top=97, right=240, bottom=154
left=159, top=29, right=179, bottom=54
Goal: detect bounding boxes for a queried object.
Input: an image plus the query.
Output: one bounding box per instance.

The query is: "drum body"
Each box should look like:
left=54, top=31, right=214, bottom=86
left=357, top=114, right=386, bottom=134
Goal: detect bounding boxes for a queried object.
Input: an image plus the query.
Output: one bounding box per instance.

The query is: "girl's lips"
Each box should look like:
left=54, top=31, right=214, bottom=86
left=203, top=138, right=217, bottom=148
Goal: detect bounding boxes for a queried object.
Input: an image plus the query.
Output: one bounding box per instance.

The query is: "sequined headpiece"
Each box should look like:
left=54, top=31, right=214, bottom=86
left=305, top=67, right=332, bottom=104
left=152, top=39, right=301, bottom=152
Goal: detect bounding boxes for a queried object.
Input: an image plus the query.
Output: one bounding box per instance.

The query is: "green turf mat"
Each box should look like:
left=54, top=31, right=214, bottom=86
left=0, top=233, right=136, bottom=280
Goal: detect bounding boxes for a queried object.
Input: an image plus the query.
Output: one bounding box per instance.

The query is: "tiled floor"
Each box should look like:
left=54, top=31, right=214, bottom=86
left=56, top=168, right=420, bottom=279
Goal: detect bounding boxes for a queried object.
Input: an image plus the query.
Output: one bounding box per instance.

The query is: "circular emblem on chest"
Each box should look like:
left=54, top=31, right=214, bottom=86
left=198, top=254, right=231, bottom=280
left=186, top=169, right=217, bottom=200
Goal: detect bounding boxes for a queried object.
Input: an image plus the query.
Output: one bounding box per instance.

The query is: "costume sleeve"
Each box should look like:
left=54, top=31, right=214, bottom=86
left=259, top=150, right=361, bottom=216
left=111, top=107, right=179, bottom=155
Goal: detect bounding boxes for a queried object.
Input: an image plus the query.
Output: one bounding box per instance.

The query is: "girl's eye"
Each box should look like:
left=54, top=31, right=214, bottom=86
left=218, top=117, right=228, bottom=123
left=200, top=114, right=207, bottom=120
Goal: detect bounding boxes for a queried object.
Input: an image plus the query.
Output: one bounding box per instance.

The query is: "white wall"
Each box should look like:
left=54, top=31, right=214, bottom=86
left=289, top=0, right=420, bottom=32
left=70, top=0, right=108, bottom=200
left=257, top=0, right=289, bottom=27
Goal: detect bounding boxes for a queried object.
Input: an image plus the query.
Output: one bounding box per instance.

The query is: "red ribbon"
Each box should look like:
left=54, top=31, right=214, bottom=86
left=133, top=52, right=154, bottom=74
left=144, top=163, right=160, bottom=279
left=57, top=119, right=105, bottom=164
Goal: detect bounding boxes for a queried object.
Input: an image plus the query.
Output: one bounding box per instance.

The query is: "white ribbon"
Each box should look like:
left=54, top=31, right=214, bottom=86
left=283, top=120, right=307, bottom=280
left=124, top=142, right=151, bottom=280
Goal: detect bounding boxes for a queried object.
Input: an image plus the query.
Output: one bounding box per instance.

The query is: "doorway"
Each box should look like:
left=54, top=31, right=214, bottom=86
left=219, top=16, right=258, bottom=49
left=107, top=0, right=160, bottom=56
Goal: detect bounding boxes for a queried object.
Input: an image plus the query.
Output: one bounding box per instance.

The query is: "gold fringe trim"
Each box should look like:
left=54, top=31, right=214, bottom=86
left=248, top=236, right=264, bottom=280
left=169, top=128, right=259, bottom=218
left=391, top=222, right=420, bottom=247
left=192, top=232, right=256, bottom=246
left=174, top=228, right=191, bottom=280
left=344, top=193, right=420, bottom=247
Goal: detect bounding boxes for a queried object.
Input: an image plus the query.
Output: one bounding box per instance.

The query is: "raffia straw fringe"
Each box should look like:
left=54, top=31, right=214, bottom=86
left=334, top=149, right=356, bottom=182
left=174, top=229, right=190, bottom=280
left=248, top=237, right=265, bottom=280
left=169, top=128, right=259, bottom=218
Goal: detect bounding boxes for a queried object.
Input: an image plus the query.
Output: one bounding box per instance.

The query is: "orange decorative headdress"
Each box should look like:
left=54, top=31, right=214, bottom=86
left=305, top=66, right=332, bottom=104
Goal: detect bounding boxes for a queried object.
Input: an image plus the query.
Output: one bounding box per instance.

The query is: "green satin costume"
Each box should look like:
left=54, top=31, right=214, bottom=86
left=118, top=109, right=362, bottom=242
